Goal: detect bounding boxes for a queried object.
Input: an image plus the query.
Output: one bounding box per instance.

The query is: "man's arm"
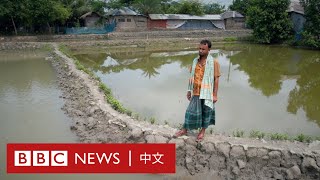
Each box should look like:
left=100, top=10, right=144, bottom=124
left=213, top=60, right=220, bottom=103
left=187, top=65, right=192, bottom=101
left=213, top=77, right=219, bottom=103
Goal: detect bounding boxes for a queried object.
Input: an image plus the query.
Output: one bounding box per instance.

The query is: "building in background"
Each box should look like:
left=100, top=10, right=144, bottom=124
left=221, top=11, right=245, bottom=29
left=107, top=7, right=147, bottom=31
left=80, top=12, right=105, bottom=27
left=148, top=14, right=225, bottom=30
left=288, top=0, right=305, bottom=34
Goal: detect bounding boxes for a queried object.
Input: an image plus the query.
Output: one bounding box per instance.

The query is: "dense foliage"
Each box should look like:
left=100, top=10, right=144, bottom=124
left=299, top=0, right=320, bottom=48
left=246, top=0, right=292, bottom=43
left=229, top=0, right=251, bottom=15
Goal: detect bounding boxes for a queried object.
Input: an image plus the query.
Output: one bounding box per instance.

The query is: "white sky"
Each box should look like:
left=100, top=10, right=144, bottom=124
left=201, top=0, right=233, bottom=6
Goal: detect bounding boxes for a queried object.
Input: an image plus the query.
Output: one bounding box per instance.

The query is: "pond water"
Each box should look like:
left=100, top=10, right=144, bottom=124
left=74, top=44, right=320, bottom=137
left=0, top=51, right=162, bottom=180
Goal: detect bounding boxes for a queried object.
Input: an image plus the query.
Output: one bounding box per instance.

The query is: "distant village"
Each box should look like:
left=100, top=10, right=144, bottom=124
left=81, top=9, right=244, bottom=31
left=76, top=0, right=304, bottom=34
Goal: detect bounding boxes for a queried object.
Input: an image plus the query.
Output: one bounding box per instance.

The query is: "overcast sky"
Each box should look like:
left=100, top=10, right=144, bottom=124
left=201, top=0, right=233, bottom=6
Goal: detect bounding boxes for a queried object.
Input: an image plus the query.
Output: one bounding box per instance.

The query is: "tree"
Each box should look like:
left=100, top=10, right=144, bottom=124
left=204, top=3, right=225, bottom=14
left=106, top=0, right=122, bottom=9
left=106, top=0, right=135, bottom=9
left=0, top=0, right=31, bottom=35
left=118, top=0, right=135, bottom=6
left=175, top=0, right=204, bottom=15
left=246, top=0, right=292, bottom=43
left=0, top=0, right=16, bottom=34
left=0, top=0, right=72, bottom=34
left=90, top=0, right=107, bottom=15
left=106, top=0, right=206, bottom=15
left=0, top=0, right=114, bottom=34
left=132, top=0, right=164, bottom=15
left=27, top=0, right=70, bottom=33
left=62, top=0, right=108, bottom=27
left=300, top=0, right=320, bottom=48
left=229, top=0, right=251, bottom=15
left=66, top=0, right=91, bottom=26
left=161, top=0, right=177, bottom=13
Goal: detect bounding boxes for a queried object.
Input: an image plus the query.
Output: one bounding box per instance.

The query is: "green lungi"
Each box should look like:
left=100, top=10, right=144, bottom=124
left=184, top=95, right=215, bottom=130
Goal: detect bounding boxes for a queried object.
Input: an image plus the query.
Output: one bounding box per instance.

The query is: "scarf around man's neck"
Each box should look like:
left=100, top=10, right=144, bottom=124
left=187, top=54, right=215, bottom=109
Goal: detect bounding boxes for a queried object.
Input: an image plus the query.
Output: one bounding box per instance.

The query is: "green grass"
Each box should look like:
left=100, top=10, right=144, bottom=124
left=99, top=82, right=111, bottom=95
left=233, top=129, right=245, bottom=137
left=269, top=133, right=290, bottom=141
left=224, top=37, right=238, bottom=42
left=229, top=129, right=317, bottom=143
left=230, top=129, right=318, bottom=143
left=249, top=130, right=266, bottom=139
left=237, top=35, right=255, bottom=42
left=133, top=113, right=140, bottom=121
left=58, top=44, right=74, bottom=58
left=149, top=117, right=156, bottom=124
left=294, top=133, right=313, bottom=143
left=209, top=128, right=214, bottom=135
left=42, top=44, right=53, bottom=51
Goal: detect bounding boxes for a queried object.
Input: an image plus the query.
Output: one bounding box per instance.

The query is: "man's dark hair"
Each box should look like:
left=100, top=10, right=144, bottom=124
left=200, top=39, right=212, bottom=49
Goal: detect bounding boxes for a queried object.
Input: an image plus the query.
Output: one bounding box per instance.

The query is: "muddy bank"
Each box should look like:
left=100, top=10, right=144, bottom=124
left=0, top=38, right=246, bottom=53
left=0, top=42, right=49, bottom=51
left=49, top=43, right=320, bottom=179
left=0, top=30, right=251, bottom=42
left=65, top=30, right=251, bottom=52
left=65, top=37, right=246, bottom=53
left=0, top=30, right=251, bottom=52
left=0, top=39, right=244, bottom=53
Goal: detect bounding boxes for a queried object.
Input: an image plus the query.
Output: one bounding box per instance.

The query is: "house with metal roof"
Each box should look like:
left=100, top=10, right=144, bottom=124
left=148, top=14, right=225, bottom=30
left=221, top=11, right=245, bottom=29
left=107, top=7, right=148, bottom=31
left=80, top=12, right=105, bottom=28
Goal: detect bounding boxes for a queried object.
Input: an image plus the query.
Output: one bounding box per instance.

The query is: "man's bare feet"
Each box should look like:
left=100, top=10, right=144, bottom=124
left=174, top=129, right=187, bottom=138
left=197, top=128, right=206, bottom=141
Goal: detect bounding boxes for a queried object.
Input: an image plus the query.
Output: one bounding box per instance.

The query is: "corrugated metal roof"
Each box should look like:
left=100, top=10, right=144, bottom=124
left=149, top=14, right=222, bottom=20
left=288, top=0, right=304, bottom=15
left=107, top=7, right=141, bottom=16
left=220, top=11, right=244, bottom=19
left=80, top=12, right=102, bottom=19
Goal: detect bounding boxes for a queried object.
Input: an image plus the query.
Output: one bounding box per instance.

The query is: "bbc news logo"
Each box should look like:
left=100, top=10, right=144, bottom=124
left=7, top=144, right=175, bottom=173
left=14, top=151, right=68, bottom=167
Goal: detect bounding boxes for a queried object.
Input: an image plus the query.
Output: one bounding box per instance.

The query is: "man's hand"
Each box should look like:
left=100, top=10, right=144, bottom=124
left=187, top=91, right=192, bottom=101
left=213, top=95, right=218, bottom=103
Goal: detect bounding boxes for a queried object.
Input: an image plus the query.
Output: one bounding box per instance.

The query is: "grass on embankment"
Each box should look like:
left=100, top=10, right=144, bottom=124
left=58, top=44, right=132, bottom=116
left=231, top=129, right=319, bottom=143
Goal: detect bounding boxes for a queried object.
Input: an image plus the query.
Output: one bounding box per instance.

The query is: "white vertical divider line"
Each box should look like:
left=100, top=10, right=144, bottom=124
left=129, top=150, right=131, bottom=167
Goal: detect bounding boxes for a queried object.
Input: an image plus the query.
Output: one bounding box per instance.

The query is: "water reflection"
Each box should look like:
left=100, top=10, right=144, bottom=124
left=287, top=53, right=320, bottom=127
left=229, top=45, right=320, bottom=127
left=74, top=44, right=320, bottom=135
left=229, top=46, right=292, bottom=97
left=77, top=51, right=193, bottom=78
